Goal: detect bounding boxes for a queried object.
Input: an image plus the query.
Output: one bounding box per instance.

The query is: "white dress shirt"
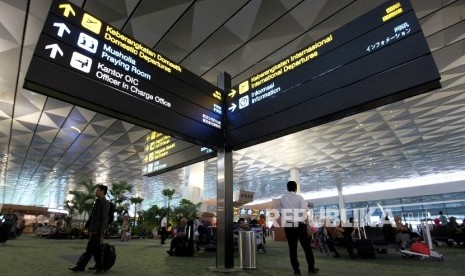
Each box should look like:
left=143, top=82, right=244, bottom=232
left=279, top=191, right=308, bottom=226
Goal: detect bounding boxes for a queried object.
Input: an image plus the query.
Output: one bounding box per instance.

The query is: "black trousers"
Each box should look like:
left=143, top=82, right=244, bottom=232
left=160, top=227, right=167, bottom=243
left=284, top=223, right=316, bottom=273
left=76, top=233, right=103, bottom=269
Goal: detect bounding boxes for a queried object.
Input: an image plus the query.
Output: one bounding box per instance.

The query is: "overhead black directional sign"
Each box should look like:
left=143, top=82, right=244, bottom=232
left=24, top=0, right=224, bottom=149
left=226, top=0, right=441, bottom=150
left=24, top=0, right=442, bottom=177
left=142, top=131, right=215, bottom=176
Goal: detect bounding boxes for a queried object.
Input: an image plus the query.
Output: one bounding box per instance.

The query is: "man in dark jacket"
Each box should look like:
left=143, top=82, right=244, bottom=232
left=69, top=184, right=110, bottom=273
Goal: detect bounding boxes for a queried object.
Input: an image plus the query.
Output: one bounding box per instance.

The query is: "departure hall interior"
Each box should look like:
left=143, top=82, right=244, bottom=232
left=1, top=0, right=465, bottom=275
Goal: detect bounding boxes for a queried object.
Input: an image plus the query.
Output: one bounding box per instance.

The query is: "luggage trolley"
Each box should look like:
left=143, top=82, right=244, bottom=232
left=400, top=218, right=444, bottom=261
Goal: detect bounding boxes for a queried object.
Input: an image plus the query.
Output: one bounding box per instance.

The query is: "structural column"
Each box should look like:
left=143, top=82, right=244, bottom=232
left=212, top=72, right=234, bottom=270
left=290, top=168, right=300, bottom=193
left=182, top=162, right=204, bottom=204
left=215, top=148, right=234, bottom=269
left=337, top=183, right=346, bottom=223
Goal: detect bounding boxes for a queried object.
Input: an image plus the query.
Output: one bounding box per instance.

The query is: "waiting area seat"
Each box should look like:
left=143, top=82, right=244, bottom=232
left=362, top=226, right=399, bottom=252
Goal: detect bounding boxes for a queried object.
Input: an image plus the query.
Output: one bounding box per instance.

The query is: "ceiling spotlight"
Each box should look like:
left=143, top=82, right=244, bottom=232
left=70, top=126, right=81, bottom=133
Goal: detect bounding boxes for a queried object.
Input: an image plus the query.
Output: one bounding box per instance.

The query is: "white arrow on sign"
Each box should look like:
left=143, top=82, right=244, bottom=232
left=53, top=22, right=71, bottom=37
left=228, top=103, right=237, bottom=112
left=45, top=44, right=63, bottom=59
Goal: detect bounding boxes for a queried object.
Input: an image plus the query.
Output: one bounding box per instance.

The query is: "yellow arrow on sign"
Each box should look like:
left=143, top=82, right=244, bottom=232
left=228, top=89, right=236, bottom=98
left=59, top=4, right=76, bottom=18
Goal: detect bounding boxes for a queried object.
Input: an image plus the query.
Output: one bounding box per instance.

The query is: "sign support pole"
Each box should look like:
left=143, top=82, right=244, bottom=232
left=210, top=72, right=236, bottom=271
left=214, top=147, right=234, bottom=269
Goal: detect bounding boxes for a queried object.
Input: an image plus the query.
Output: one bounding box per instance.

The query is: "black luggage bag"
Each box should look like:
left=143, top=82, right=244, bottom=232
left=101, top=243, right=116, bottom=270
left=0, top=223, right=9, bottom=244
left=174, top=238, right=194, bottom=256
left=355, top=238, right=376, bottom=258
left=1, top=214, right=15, bottom=243
left=355, top=226, right=376, bottom=259
left=174, top=223, right=194, bottom=256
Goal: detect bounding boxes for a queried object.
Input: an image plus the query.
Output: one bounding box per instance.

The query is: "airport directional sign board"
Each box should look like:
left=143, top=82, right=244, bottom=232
left=226, top=0, right=441, bottom=150
left=24, top=0, right=224, bottom=176
left=24, top=0, right=224, bottom=149
left=143, top=131, right=215, bottom=176
left=24, top=0, right=442, bottom=176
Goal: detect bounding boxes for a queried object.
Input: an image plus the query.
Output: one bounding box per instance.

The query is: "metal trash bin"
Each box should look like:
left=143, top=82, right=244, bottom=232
left=239, top=231, right=257, bottom=269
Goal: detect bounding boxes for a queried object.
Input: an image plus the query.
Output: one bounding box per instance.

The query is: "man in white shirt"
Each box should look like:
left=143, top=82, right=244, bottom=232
left=160, top=214, right=168, bottom=244
left=279, top=181, right=318, bottom=275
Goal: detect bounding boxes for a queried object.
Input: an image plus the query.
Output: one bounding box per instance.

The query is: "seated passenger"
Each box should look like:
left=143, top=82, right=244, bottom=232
left=51, top=218, right=65, bottom=239
left=258, top=214, right=266, bottom=228
left=438, top=211, right=448, bottom=225
left=381, top=216, right=395, bottom=243
left=167, top=218, right=188, bottom=256
left=405, top=222, right=420, bottom=241
left=166, top=223, right=173, bottom=238
left=195, top=220, right=210, bottom=244
left=233, top=218, right=249, bottom=235
left=446, top=216, right=464, bottom=245
left=394, top=216, right=410, bottom=249
left=446, top=216, right=460, bottom=232
left=324, top=221, right=356, bottom=259
left=258, top=214, right=267, bottom=244
left=346, top=217, right=358, bottom=237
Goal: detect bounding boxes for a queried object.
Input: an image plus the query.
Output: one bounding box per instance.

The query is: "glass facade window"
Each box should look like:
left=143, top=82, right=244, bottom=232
left=314, top=192, right=465, bottom=229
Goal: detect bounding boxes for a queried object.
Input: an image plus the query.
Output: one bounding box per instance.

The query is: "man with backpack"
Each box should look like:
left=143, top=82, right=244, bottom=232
left=69, top=184, right=110, bottom=273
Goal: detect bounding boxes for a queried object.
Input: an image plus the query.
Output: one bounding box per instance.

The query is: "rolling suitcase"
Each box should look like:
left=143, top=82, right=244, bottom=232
left=355, top=226, right=375, bottom=259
